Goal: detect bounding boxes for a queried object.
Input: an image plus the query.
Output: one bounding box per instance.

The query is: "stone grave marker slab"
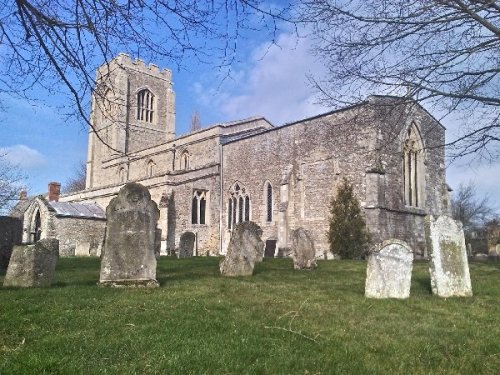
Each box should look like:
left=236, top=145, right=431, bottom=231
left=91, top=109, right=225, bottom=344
left=425, top=215, right=472, bottom=297
left=365, top=239, right=413, bottom=299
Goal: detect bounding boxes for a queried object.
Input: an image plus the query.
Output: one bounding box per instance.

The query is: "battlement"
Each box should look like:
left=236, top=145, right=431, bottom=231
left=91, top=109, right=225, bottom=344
left=99, top=53, right=172, bottom=81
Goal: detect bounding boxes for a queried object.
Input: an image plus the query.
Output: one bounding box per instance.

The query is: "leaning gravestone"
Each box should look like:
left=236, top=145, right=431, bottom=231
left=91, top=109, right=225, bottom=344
left=3, top=239, right=59, bottom=288
left=99, top=183, right=160, bottom=287
left=290, top=228, right=317, bottom=270
left=425, top=215, right=473, bottom=297
left=365, top=239, right=413, bottom=299
left=178, top=231, right=195, bottom=258
left=220, top=221, right=264, bottom=276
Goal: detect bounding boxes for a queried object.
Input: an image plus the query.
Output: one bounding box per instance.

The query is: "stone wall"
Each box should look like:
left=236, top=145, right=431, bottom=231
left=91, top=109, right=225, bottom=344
left=222, top=97, right=446, bottom=256
left=53, top=217, right=106, bottom=257
left=0, top=216, right=22, bottom=270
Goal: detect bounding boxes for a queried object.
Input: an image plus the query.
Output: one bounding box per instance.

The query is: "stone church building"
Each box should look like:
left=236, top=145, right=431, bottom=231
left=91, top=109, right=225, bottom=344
left=22, top=54, right=450, bottom=258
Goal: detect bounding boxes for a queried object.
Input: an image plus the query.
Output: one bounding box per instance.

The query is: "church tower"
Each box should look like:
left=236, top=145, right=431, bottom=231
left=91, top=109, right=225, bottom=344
left=86, top=54, right=176, bottom=188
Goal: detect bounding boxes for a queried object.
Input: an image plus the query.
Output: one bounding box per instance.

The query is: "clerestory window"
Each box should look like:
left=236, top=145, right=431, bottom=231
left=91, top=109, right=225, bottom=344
left=137, top=89, right=154, bottom=123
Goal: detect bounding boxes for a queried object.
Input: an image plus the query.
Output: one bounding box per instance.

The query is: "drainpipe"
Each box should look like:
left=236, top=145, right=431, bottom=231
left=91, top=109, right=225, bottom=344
left=219, top=141, right=224, bottom=255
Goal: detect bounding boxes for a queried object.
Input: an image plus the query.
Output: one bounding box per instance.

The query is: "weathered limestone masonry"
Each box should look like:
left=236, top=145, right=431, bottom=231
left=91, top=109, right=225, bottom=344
left=3, top=239, right=59, bottom=288
left=222, top=97, right=448, bottom=257
left=48, top=55, right=449, bottom=258
left=425, top=215, right=473, bottom=297
left=365, top=239, right=413, bottom=299
left=220, top=221, right=265, bottom=276
left=99, top=183, right=160, bottom=287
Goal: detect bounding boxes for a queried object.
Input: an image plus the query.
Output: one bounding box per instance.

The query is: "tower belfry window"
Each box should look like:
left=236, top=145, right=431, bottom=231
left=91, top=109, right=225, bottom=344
left=137, top=89, right=154, bottom=123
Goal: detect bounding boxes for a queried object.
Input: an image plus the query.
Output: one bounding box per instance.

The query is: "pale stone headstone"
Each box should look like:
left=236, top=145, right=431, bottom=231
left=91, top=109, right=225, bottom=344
left=178, top=231, right=195, bottom=258
left=365, top=239, right=413, bottom=299
left=220, top=221, right=264, bottom=276
left=99, top=183, right=160, bottom=287
left=290, top=228, right=317, bottom=270
left=425, top=215, right=473, bottom=297
left=3, top=239, right=59, bottom=288
left=75, top=242, right=91, bottom=257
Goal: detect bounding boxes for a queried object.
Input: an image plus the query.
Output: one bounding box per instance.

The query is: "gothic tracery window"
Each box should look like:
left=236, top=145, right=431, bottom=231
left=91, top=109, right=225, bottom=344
left=192, top=190, right=207, bottom=224
left=137, top=89, right=154, bottom=123
left=403, top=123, right=425, bottom=207
left=228, top=182, right=251, bottom=229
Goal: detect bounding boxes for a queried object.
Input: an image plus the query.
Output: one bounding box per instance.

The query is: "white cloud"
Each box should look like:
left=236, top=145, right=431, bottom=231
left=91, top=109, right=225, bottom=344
left=0, top=144, right=47, bottom=169
left=194, top=31, right=329, bottom=125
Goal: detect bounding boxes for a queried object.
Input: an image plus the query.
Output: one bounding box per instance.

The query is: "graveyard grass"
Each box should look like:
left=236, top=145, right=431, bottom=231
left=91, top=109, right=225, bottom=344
left=1, top=258, right=499, bottom=374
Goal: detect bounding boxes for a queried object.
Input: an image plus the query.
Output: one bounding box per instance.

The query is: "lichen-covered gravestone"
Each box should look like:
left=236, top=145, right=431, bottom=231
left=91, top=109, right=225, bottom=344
left=425, top=215, right=472, bottom=297
left=220, top=221, right=264, bottom=276
left=99, top=183, right=160, bottom=287
left=365, top=239, right=413, bottom=299
left=178, top=231, right=195, bottom=258
left=290, top=228, right=317, bottom=270
left=3, top=239, right=59, bottom=288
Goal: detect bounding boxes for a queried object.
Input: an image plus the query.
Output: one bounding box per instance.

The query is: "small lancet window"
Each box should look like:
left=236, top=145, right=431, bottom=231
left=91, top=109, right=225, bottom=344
left=181, top=151, right=190, bottom=170
left=147, top=160, right=155, bottom=177
left=137, top=89, right=155, bottom=123
left=403, top=123, right=425, bottom=208
left=266, top=182, right=273, bottom=222
left=119, top=167, right=127, bottom=183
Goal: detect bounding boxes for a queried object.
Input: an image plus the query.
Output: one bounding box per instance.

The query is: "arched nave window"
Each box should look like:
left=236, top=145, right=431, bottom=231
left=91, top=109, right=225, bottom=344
left=228, top=182, right=251, bottom=229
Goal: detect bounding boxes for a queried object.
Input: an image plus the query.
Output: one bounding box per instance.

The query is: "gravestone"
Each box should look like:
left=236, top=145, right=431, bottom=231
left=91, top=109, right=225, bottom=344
left=425, top=215, right=473, bottom=297
left=220, top=221, right=264, bottom=276
left=99, top=183, right=160, bottom=287
left=178, top=231, right=195, bottom=258
left=3, top=239, right=59, bottom=288
left=365, top=239, right=413, bottom=299
left=75, top=241, right=91, bottom=257
left=290, top=228, right=317, bottom=270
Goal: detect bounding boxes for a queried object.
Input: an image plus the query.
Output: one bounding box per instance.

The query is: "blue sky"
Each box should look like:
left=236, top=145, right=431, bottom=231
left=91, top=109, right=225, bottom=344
left=1, top=28, right=499, bottom=212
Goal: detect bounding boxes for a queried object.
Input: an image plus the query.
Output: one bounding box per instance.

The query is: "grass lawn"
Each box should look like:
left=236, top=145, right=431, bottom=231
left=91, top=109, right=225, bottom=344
left=1, top=257, right=499, bottom=374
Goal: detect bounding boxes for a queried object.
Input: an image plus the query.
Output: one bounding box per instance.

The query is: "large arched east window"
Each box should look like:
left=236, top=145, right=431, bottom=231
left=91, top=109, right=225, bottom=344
left=403, top=123, right=425, bottom=207
left=137, top=89, right=154, bottom=123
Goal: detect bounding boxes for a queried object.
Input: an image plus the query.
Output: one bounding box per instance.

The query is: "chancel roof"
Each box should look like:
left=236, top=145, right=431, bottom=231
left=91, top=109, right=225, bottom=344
left=48, top=201, right=106, bottom=220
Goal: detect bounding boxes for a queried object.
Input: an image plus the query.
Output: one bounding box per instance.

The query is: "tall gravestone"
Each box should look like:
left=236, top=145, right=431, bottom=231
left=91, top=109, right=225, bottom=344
left=178, top=231, right=195, bottom=258
left=220, top=221, right=264, bottom=276
left=425, top=215, right=473, bottom=297
left=365, top=239, right=413, bottom=299
left=290, top=228, right=317, bottom=270
left=99, top=183, right=160, bottom=287
left=3, top=239, right=59, bottom=288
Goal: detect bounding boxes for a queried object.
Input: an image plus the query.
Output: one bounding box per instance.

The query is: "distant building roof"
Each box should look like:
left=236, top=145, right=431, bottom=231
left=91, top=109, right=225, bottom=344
left=48, top=201, right=106, bottom=220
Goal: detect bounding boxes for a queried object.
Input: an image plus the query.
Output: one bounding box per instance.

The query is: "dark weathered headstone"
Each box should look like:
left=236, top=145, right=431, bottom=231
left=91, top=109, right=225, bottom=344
left=3, top=239, right=59, bottom=288
left=178, top=231, right=195, bottom=258
left=220, top=221, right=264, bottom=276
left=290, top=228, right=317, bottom=270
left=99, top=183, right=160, bottom=287
left=365, top=239, right=413, bottom=299
left=425, top=215, right=472, bottom=297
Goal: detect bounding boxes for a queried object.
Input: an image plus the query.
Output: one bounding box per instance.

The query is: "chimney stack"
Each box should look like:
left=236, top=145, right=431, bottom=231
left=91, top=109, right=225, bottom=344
left=48, top=182, right=61, bottom=202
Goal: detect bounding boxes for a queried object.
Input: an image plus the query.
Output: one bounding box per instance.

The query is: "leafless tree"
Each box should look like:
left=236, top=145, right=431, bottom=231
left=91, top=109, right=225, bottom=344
left=1, top=1, right=291, bottom=139
left=297, top=0, right=500, bottom=160
left=189, top=110, right=202, bottom=132
left=64, top=161, right=87, bottom=193
left=451, top=181, right=495, bottom=230
left=0, top=154, right=25, bottom=214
